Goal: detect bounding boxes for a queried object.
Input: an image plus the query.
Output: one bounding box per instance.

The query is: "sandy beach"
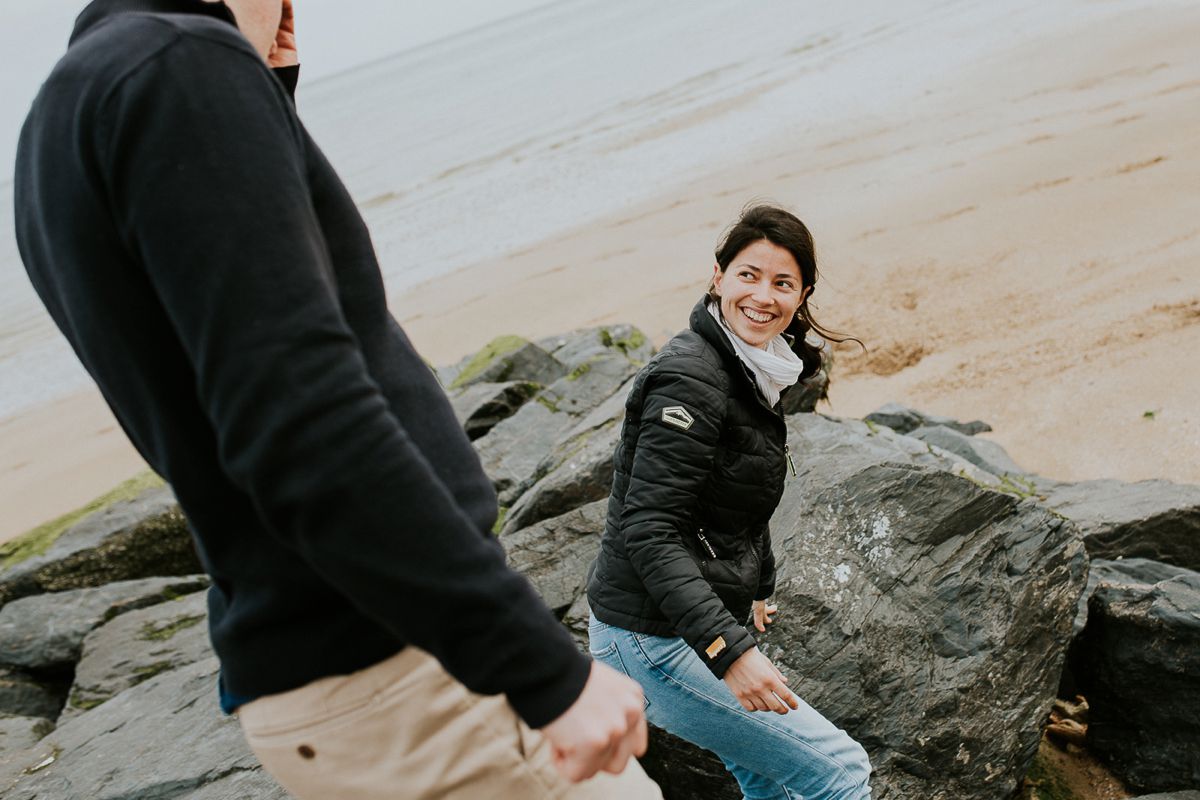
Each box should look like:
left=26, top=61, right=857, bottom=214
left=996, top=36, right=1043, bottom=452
left=2, top=1, right=1197, bottom=543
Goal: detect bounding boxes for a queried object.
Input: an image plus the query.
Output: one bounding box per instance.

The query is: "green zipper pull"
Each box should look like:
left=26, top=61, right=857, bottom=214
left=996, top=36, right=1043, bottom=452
left=784, top=442, right=797, bottom=477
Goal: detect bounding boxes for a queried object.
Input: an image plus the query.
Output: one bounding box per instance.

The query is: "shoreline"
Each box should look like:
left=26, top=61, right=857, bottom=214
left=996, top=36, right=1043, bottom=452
left=3, top=2, right=1198, bottom=544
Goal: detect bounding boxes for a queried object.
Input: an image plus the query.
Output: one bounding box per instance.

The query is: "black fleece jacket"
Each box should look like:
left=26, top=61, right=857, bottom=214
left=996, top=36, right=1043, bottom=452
left=587, top=298, right=788, bottom=678
left=13, top=0, right=589, bottom=728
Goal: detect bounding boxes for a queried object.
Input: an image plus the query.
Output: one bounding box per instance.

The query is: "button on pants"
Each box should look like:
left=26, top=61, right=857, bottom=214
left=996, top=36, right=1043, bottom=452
left=239, top=646, right=663, bottom=799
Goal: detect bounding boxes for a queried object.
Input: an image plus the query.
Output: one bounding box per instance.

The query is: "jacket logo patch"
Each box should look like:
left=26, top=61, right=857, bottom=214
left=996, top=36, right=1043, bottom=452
left=705, top=636, right=727, bottom=660
left=661, top=406, right=695, bottom=431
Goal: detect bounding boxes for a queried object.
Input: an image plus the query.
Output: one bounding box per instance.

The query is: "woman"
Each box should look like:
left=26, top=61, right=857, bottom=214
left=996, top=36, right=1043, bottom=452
left=586, top=204, right=871, bottom=799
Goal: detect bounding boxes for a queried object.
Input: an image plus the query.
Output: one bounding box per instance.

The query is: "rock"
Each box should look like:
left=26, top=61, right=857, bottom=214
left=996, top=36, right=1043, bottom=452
left=477, top=353, right=641, bottom=506
left=795, top=414, right=1002, bottom=486
left=0, top=486, right=202, bottom=608
left=1071, top=558, right=1195, bottom=637
left=1041, top=479, right=1200, bottom=571
left=537, top=324, right=654, bottom=370
left=177, top=768, right=292, bottom=799
left=0, top=576, right=209, bottom=672
left=864, top=402, right=992, bottom=436
left=448, top=380, right=541, bottom=440
left=0, top=716, right=54, bottom=759
left=908, top=424, right=1026, bottom=476
left=753, top=412, right=1087, bottom=799
left=0, top=657, right=285, bottom=800
left=1072, top=570, right=1200, bottom=793
left=1130, top=793, right=1200, bottom=800
left=500, top=377, right=632, bottom=534
left=476, top=400, right=576, bottom=506
left=561, top=594, right=592, bottom=653
left=640, top=727, right=739, bottom=800
left=61, top=590, right=212, bottom=723
left=779, top=368, right=829, bottom=415
left=504, top=501, right=608, bottom=616
left=0, top=669, right=64, bottom=720
left=440, top=335, right=565, bottom=390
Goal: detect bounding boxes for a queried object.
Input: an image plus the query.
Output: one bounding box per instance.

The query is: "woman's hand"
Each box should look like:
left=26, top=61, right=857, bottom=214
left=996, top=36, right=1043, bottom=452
left=752, top=599, right=777, bottom=632
left=722, top=647, right=800, bottom=714
left=267, top=0, right=298, bottom=68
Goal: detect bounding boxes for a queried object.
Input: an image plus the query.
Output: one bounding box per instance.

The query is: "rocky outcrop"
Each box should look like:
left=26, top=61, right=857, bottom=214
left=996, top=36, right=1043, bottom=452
left=908, top=424, right=1026, bottom=477
left=0, top=658, right=284, bottom=800
left=0, top=576, right=209, bottom=672
left=504, top=500, right=607, bottom=615
left=1040, top=479, right=1200, bottom=571
left=500, top=377, right=632, bottom=534
left=0, top=487, right=201, bottom=607
left=763, top=413, right=1086, bottom=799
left=1071, top=568, right=1200, bottom=793
left=863, top=402, right=992, bottom=436
left=439, top=335, right=565, bottom=390
left=475, top=335, right=646, bottom=506
left=61, top=590, right=211, bottom=722
left=1070, top=558, right=1195, bottom=637
left=448, top=380, right=541, bottom=440
left=1130, top=793, right=1200, bottom=800
left=538, top=324, right=654, bottom=370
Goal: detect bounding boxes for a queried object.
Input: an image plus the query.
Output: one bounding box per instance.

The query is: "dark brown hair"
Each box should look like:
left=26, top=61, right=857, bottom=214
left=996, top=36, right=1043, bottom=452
left=710, top=203, right=858, bottom=380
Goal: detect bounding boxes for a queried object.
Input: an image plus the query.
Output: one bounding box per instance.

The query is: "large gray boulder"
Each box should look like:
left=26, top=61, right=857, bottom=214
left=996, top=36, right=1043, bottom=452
left=908, top=424, right=1026, bottom=477
left=0, top=576, right=209, bottom=672
left=537, top=324, right=654, bottom=370
left=1041, top=479, right=1200, bottom=571
left=447, top=380, right=540, bottom=440
left=863, top=402, right=992, bottom=436
left=504, top=500, right=607, bottom=616
left=630, top=413, right=1087, bottom=799
left=753, top=413, right=1084, bottom=799
left=439, top=335, right=565, bottom=390
left=1072, top=570, right=1200, bottom=793
left=1070, top=558, right=1195, bottom=637
left=500, top=377, right=632, bottom=535
left=61, top=590, right=212, bottom=722
left=1131, top=793, right=1200, bottom=799
left=0, top=657, right=285, bottom=799
left=477, top=352, right=641, bottom=506
left=0, top=486, right=201, bottom=607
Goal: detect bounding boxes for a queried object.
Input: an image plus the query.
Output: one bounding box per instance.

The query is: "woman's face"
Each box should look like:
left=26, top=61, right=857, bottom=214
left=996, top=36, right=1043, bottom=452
left=712, top=240, right=810, bottom=348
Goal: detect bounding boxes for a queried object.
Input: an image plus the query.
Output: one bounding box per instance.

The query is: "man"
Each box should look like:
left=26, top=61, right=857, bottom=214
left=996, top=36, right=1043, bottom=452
left=14, top=1, right=661, bottom=796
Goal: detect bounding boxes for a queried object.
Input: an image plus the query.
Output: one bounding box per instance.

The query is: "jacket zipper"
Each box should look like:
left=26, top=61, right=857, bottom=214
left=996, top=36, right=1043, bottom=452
left=784, top=442, right=797, bottom=477
left=696, top=527, right=718, bottom=559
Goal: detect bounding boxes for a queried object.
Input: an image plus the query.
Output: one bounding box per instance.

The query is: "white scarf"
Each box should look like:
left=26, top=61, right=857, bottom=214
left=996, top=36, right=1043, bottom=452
left=707, top=300, right=805, bottom=407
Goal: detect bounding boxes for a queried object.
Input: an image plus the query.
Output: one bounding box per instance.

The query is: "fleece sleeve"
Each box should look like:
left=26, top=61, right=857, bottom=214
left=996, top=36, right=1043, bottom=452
left=621, top=359, right=757, bottom=677
left=95, top=35, right=588, bottom=728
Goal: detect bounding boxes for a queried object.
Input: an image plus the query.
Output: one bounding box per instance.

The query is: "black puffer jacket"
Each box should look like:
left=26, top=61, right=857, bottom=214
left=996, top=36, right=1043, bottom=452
left=587, top=297, right=801, bottom=677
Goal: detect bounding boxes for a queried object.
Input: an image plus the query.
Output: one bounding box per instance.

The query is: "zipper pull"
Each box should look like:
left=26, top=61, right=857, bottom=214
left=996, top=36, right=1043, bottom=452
left=784, top=443, right=797, bottom=478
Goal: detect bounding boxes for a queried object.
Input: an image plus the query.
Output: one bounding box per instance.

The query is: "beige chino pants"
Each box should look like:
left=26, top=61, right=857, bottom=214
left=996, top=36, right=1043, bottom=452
left=238, top=647, right=663, bottom=799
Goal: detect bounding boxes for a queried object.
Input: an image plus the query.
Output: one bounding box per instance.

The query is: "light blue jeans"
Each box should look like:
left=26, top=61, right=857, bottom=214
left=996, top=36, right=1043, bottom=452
left=588, top=614, right=871, bottom=800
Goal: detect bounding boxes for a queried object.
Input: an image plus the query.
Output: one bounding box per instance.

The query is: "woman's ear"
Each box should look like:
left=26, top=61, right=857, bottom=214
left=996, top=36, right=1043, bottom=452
left=711, top=263, right=723, bottom=297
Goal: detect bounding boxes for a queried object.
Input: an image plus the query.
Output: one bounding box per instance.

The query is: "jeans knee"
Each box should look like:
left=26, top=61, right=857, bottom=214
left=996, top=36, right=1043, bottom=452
left=827, top=736, right=871, bottom=799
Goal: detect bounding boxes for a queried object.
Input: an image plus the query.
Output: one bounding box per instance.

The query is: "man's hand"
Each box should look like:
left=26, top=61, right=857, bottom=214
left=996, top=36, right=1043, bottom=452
left=540, top=661, right=648, bottom=782
left=723, top=646, right=800, bottom=715
left=752, top=599, right=777, bottom=633
left=267, top=0, right=298, bottom=68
